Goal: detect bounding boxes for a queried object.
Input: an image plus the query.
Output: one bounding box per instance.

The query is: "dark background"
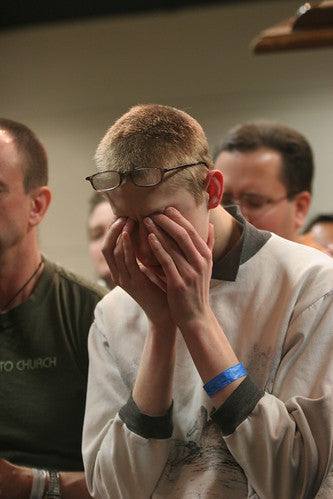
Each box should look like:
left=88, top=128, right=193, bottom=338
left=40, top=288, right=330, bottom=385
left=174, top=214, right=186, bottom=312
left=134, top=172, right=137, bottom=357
left=1, top=0, right=256, bottom=30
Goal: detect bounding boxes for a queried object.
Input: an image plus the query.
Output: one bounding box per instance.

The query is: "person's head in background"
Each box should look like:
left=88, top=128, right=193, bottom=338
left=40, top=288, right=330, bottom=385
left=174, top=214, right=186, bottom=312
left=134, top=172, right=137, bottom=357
left=302, top=214, right=333, bottom=257
left=213, top=121, right=313, bottom=242
left=88, top=192, right=115, bottom=289
left=0, top=117, right=51, bottom=264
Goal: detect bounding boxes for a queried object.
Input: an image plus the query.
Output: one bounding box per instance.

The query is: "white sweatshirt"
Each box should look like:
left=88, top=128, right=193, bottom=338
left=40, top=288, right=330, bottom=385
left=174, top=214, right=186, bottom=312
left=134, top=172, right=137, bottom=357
left=83, top=214, right=333, bottom=499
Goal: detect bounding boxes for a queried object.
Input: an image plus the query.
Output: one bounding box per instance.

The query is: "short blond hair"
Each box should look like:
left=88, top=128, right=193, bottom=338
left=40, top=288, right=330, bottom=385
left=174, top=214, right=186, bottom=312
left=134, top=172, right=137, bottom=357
left=95, top=104, right=213, bottom=202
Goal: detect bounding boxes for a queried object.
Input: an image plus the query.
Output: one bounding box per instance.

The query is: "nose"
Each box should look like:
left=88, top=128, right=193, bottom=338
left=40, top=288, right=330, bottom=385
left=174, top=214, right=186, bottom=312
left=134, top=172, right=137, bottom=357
left=132, top=222, right=159, bottom=266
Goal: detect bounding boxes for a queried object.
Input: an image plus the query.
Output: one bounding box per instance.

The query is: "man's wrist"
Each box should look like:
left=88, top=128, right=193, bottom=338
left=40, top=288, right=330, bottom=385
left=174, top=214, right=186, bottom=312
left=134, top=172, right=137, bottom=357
left=29, top=469, right=62, bottom=499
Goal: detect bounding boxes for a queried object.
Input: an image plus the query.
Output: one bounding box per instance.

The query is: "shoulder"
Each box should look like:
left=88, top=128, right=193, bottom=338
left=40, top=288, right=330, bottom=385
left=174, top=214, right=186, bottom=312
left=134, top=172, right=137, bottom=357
left=265, top=234, right=333, bottom=295
left=297, top=233, right=329, bottom=255
left=267, top=233, right=333, bottom=267
left=43, top=258, right=107, bottom=302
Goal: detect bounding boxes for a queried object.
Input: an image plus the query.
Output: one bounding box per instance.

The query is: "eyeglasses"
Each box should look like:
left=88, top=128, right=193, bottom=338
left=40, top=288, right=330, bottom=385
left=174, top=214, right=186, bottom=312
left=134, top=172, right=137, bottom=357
left=85, top=161, right=208, bottom=192
left=221, top=191, right=300, bottom=212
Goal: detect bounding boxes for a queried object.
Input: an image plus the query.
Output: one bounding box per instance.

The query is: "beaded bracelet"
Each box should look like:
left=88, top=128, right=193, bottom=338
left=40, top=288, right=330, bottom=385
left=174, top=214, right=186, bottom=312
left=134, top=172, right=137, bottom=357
left=203, top=363, right=247, bottom=397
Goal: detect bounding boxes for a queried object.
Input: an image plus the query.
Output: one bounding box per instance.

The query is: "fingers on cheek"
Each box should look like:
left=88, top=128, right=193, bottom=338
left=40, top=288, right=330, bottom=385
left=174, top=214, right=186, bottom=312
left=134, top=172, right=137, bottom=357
left=154, top=217, right=189, bottom=252
left=115, top=233, right=136, bottom=273
left=102, top=228, right=112, bottom=250
left=108, top=237, right=125, bottom=284
left=147, top=220, right=177, bottom=253
left=102, top=226, right=119, bottom=256
left=113, top=234, right=125, bottom=262
left=102, top=243, right=112, bottom=262
left=151, top=215, right=176, bottom=237
left=148, top=232, right=161, bottom=248
left=106, top=218, right=128, bottom=242
left=120, top=233, right=134, bottom=266
left=148, top=234, right=168, bottom=265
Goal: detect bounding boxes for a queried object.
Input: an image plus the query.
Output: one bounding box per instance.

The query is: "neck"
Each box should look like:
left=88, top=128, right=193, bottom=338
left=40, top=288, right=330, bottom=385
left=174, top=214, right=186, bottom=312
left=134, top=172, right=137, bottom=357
left=0, top=243, right=44, bottom=313
left=210, top=205, right=242, bottom=262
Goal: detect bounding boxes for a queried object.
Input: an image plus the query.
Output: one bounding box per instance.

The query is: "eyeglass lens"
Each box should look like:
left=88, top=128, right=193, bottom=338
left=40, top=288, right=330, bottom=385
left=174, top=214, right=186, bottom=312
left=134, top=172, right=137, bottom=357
left=91, top=171, right=121, bottom=191
left=90, top=168, right=164, bottom=191
left=222, top=193, right=271, bottom=210
left=131, top=168, right=162, bottom=186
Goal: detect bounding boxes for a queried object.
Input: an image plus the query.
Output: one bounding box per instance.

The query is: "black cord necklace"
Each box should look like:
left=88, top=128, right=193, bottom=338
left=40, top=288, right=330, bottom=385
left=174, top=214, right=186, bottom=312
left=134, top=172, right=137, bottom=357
left=0, top=257, right=43, bottom=313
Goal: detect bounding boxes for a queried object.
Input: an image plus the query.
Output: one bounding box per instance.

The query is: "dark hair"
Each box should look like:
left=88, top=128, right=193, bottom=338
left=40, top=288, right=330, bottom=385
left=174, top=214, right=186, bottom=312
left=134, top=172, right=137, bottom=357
left=213, top=121, right=314, bottom=194
left=303, top=213, right=333, bottom=233
left=88, top=191, right=108, bottom=216
left=0, top=118, right=48, bottom=192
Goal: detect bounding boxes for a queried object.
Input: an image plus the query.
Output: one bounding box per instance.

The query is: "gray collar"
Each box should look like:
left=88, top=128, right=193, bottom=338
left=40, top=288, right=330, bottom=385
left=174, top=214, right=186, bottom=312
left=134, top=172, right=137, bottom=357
left=212, top=206, right=271, bottom=282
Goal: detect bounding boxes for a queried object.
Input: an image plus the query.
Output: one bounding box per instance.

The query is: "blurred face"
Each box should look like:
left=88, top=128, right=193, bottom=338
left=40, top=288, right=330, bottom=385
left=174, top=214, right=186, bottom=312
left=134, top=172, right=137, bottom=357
left=106, top=179, right=210, bottom=276
left=88, top=201, right=114, bottom=282
left=311, top=222, right=333, bottom=257
left=215, top=147, right=300, bottom=241
left=0, top=130, right=32, bottom=254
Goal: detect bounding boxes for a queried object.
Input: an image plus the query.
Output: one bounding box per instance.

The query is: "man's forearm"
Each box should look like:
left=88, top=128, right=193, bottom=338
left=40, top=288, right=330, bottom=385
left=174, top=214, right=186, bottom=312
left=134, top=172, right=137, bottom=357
left=180, top=311, right=246, bottom=408
left=0, top=459, right=92, bottom=499
left=59, top=471, right=92, bottom=499
left=132, top=321, right=177, bottom=416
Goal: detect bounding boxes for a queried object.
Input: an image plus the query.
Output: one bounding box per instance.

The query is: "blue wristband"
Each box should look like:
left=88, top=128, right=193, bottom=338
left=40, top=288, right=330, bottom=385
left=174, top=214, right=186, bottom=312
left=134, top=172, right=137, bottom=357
left=203, top=363, right=247, bottom=397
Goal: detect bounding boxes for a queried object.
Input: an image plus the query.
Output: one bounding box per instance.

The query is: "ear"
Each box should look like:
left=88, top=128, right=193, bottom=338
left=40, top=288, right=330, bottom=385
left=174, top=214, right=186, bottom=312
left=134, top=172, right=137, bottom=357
left=294, top=191, right=311, bottom=230
left=205, top=170, right=223, bottom=210
left=28, top=186, right=52, bottom=228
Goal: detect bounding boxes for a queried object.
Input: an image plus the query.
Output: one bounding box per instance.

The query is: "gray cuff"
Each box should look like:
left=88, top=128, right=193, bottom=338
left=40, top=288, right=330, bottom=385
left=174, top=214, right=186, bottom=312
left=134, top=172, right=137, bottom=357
left=119, top=393, right=173, bottom=439
left=210, top=376, right=264, bottom=435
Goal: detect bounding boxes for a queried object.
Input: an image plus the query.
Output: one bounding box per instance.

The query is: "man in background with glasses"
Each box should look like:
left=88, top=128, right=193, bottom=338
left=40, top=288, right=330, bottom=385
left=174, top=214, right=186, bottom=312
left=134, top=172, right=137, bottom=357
left=213, top=121, right=326, bottom=251
left=82, top=104, right=333, bottom=498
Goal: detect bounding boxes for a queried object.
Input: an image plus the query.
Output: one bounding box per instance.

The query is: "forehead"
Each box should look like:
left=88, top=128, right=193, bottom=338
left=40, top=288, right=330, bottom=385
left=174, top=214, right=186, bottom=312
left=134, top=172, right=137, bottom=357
left=0, top=130, right=16, bottom=163
left=0, top=129, right=14, bottom=144
left=0, top=133, right=24, bottom=182
left=216, top=148, right=284, bottom=193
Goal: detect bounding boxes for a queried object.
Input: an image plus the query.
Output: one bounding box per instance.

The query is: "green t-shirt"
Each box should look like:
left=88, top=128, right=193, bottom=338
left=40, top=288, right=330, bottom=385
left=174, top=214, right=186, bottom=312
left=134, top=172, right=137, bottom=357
left=0, top=258, right=106, bottom=471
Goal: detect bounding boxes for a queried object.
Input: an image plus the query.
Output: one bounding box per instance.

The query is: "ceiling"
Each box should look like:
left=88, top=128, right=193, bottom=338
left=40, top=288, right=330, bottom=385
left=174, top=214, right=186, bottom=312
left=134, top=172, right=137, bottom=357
left=0, top=0, right=255, bottom=31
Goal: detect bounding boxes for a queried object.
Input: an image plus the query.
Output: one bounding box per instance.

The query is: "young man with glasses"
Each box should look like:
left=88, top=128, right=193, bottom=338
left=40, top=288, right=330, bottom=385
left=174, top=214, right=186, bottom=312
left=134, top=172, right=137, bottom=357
left=82, top=104, right=333, bottom=498
left=213, top=121, right=322, bottom=247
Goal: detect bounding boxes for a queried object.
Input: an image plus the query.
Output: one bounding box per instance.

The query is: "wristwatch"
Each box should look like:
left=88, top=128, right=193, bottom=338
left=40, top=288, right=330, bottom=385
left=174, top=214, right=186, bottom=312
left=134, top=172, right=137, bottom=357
left=44, top=470, right=62, bottom=499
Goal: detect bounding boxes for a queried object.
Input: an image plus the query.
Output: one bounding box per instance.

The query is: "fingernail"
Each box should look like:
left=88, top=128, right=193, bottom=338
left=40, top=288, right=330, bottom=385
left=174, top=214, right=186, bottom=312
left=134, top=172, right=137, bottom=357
left=144, top=217, right=154, bottom=226
left=112, top=217, right=125, bottom=227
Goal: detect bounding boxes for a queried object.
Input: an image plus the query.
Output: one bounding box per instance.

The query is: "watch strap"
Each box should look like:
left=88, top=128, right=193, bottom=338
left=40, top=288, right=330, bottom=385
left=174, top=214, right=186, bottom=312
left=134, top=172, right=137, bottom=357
left=44, top=470, right=61, bottom=499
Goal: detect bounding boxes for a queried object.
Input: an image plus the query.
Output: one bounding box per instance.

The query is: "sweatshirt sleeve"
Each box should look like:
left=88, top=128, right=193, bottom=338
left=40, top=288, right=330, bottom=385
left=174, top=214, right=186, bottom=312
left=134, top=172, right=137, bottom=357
left=221, top=291, right=333, bottom=499
left=82, top=303, right=172, bottom=499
